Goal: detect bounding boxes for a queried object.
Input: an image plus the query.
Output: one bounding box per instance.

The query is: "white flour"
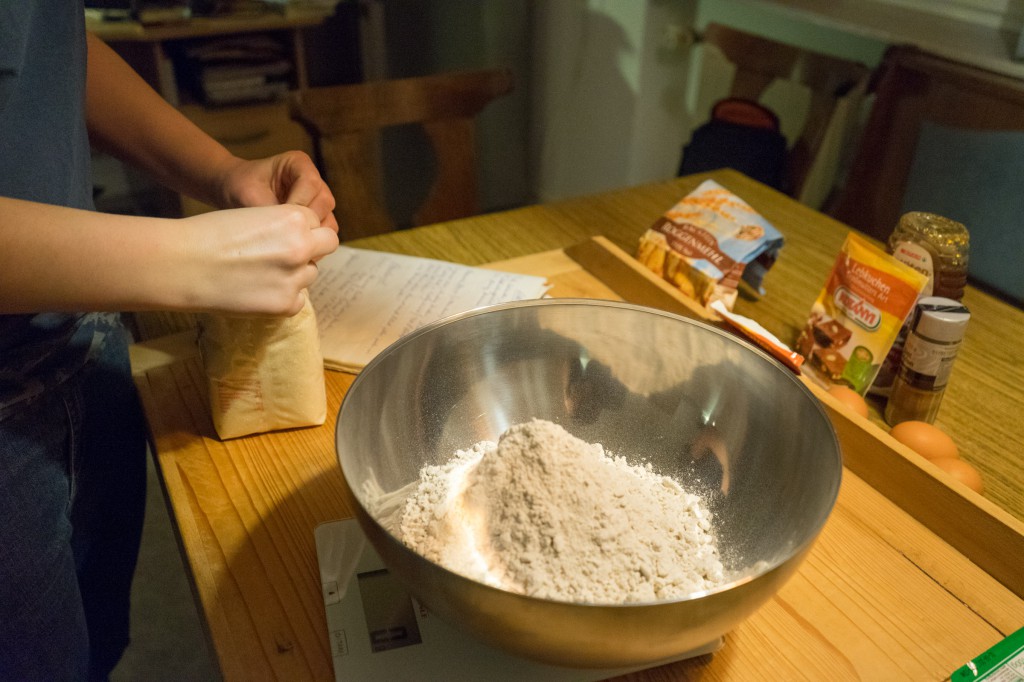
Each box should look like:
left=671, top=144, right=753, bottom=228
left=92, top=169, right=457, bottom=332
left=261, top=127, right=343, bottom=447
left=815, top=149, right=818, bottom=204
left=399, top=419, right=725, bottom=604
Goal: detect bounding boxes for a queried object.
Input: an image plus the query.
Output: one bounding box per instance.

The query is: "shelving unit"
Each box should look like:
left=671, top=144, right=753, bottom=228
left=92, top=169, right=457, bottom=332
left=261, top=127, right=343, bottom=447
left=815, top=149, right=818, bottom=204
left=88, top=13, right=331, bottom=216
left=88, top=13, right=326, bottom=97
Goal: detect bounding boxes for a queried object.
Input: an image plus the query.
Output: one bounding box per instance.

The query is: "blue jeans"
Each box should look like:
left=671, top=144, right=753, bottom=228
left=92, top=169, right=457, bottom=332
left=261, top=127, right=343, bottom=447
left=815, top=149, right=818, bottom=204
left=0, top=319, right=146, bottom=681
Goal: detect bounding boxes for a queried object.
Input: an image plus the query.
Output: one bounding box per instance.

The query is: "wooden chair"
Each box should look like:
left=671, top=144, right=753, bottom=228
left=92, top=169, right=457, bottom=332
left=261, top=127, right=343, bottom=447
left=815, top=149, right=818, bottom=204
left=289, top=68, right=514, bottom=241
left=831, top=45, right=1024, bottom=305
left=694, top=23, right=871, bottom=208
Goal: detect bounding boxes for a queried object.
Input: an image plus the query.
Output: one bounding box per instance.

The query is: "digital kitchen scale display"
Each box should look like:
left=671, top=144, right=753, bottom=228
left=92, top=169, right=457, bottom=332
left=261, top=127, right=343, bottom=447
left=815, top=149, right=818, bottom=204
left=314, top=519, right=721, bottom=681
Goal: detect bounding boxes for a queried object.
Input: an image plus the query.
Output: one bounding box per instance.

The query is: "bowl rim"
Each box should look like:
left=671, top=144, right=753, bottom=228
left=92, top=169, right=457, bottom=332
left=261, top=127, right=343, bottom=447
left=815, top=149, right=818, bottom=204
left=335, top=298, right=843, bottom=606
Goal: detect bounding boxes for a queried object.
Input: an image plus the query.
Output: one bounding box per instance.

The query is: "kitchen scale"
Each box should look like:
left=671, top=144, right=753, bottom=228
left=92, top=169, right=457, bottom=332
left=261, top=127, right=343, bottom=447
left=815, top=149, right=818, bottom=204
left=314, top=518, right=722, bottom=681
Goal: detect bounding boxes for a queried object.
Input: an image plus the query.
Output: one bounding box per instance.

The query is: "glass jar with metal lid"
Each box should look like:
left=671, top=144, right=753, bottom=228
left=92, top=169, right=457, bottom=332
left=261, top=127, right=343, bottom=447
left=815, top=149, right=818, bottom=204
left=871, top=212, right=970, bottom=395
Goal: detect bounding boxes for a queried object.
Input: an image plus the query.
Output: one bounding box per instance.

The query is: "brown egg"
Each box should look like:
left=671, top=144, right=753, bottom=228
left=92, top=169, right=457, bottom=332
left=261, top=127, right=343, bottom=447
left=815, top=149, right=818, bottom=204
left=930, top=457, right=984, bottom=494
left=827, top=385, right=869, bottom=418
left=890, top=420, right=959, bottom=460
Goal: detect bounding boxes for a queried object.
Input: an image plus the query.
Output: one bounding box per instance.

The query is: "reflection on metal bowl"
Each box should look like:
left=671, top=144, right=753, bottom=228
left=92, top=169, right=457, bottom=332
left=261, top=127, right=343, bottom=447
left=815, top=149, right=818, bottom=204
left=335, top=299, right=841, bottom=668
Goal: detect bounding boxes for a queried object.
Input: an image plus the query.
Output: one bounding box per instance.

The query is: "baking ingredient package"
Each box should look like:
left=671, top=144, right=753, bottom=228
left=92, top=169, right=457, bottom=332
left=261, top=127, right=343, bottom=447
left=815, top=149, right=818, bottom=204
left=636, top=180, right=784, bottom=310
left=797, top=233, right=928, bottom=394
left=197, top=289, right=326, bottom=440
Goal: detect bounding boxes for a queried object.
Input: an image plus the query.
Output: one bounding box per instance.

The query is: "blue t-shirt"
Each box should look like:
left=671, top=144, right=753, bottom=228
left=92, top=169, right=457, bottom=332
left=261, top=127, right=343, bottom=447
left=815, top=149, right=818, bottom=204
left=0, top=1, right=108, bottom=413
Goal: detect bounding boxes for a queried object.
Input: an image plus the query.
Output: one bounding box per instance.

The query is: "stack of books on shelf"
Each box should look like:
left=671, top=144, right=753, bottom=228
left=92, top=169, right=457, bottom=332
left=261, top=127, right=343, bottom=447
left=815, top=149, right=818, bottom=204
left=182, top=36, right=293, bottom=106
left=201, top=60, right=292, bottom=105
left=135, top=1, right=191, bottom=25
left=258, top=0, right=343, bottom=19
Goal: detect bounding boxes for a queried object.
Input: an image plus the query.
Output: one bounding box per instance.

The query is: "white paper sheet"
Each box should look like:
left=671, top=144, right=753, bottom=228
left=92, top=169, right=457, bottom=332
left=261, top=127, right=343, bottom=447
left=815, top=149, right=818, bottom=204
left=310, top=246, right=550, bottom=372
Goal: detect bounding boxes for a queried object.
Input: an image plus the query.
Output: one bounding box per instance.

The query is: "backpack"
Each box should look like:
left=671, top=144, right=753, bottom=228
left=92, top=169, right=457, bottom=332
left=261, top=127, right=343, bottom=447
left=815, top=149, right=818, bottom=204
left=678, top=98, right=788, bottom=191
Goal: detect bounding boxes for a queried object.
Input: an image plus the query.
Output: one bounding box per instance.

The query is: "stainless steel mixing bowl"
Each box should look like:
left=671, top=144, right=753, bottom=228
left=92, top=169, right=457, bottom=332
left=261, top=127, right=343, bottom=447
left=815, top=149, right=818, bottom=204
left=335, top=299, right=841, bottom=668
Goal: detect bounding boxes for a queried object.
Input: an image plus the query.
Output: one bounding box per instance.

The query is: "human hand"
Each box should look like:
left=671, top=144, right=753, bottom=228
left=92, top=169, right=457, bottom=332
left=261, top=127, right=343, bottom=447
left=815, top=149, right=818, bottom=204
left=177, top=204, right=339, bottom=316
left=215, top=150, right=339, bottom=233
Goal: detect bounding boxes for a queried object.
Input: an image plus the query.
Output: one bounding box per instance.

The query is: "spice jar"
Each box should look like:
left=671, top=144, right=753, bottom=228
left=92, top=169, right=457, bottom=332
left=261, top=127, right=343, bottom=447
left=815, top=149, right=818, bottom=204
left=884, top=297, right=970, bottom=426
left=871, top=212, right=970, bottom=395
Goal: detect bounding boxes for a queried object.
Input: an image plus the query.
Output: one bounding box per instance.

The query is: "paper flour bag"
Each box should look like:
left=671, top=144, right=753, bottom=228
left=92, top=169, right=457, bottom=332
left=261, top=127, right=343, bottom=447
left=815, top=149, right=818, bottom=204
left=197, top=289, right=326, bottom=439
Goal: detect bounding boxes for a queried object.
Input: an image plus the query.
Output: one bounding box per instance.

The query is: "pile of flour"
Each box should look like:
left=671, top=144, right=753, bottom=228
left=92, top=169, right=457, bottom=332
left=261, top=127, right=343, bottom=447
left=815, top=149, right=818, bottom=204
left=398, top=419, right=725, bottom=604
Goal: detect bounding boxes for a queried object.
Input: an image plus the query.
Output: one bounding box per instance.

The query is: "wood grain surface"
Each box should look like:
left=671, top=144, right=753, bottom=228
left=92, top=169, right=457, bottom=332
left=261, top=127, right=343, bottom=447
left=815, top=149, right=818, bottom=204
left=132, top=170, right=1024, bottom=681
left=562, top=237, right=1024, bottom=600
left=134, top=349, right=1024, bottom=681
left=351, top=170, right=1024, bottom=524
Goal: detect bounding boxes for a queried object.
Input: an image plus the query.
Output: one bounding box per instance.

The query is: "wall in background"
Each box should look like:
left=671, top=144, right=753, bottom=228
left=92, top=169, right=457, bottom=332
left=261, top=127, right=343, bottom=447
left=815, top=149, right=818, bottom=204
left=368, top=0, right=532, bottom=216
left=361, top=0, right=1024, bottom=232
left=526, top=0, right=894, bottom=205
left=694, top=0, right=887, bottom=66
left=528, top=0, right=698, bottom=203
left=364, top=0, right=894, bottom=210
left=372, top=0, right=702, bottom=208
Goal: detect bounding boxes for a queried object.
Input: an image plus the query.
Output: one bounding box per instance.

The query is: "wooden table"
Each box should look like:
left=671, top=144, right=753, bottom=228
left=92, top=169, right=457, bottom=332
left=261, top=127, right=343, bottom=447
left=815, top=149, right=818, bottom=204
left=132, top=170, right=1024, bottom=680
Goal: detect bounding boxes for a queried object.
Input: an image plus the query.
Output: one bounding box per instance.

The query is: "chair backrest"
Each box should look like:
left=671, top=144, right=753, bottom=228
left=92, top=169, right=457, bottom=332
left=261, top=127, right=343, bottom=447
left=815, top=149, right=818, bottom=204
left=696, top=23, right=871, bottom=208
left=831, top=45, right=1024, bottom=306
left=289, top=69, right=514, bottom=241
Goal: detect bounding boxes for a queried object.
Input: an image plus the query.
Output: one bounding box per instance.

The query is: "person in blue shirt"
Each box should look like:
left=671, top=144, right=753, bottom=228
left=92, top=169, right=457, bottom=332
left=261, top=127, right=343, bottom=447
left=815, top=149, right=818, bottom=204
left=0, top=2, right=339, bottom=679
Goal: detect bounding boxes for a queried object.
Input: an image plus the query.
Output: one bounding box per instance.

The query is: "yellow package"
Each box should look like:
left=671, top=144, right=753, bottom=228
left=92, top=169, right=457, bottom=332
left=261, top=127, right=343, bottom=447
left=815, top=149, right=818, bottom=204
left=797, top=233, right=928, bottom=393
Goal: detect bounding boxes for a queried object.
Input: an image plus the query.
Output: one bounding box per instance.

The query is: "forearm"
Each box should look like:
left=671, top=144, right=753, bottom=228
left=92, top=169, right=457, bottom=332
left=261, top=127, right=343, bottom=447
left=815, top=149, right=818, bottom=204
left=0, top=197, right=187, bottom=313
left=84, top=34, right=239, bottom=207
left=1, top=197, right=337, bottom=317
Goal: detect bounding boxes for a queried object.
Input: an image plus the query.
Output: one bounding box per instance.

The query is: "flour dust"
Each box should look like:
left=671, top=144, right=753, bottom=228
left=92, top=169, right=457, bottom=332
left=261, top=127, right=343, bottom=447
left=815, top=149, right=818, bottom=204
left=397, top=418, right=725, bottom=604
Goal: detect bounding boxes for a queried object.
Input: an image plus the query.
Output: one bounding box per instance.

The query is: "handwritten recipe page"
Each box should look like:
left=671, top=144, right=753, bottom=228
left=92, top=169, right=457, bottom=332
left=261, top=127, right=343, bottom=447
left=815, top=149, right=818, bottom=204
left=310, top=247, right=550, bottom=372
